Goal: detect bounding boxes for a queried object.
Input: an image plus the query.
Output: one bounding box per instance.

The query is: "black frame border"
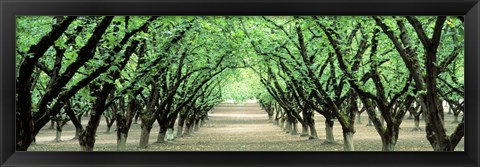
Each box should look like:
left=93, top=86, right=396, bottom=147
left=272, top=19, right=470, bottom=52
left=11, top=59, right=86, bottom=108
left=1, top=0, right=479, bottom=167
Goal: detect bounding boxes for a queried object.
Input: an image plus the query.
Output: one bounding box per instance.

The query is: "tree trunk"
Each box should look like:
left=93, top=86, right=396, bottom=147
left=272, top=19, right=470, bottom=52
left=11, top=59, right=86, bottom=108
left=49, top=120, right=55, bottom=130
left=114, top=97, right=137, bottom=151
left=176, top=125, right=184, bottom=137
left=166, top=128, right=175, bottom=141
left=324, top=119, right=335, bottom=143
left=284, top=119, right=291, bottom=133
left=379, top=115, right=385, bottom=127
left=381, top=137, right=396, bottom=151
left=300, top=124, right=309, bottom=137
left=106, top=126, right=112, bottom=134
left=79, top=114, right=102, bottom=151
left=64, top=103, right=83, bottom=140
left=366, top=118, right=373, bottom=126
left=138, top=124, right=152, bottom=148
left=356, top=112, right=362, bottom=124
left=117, top=132, right=127, bottom=151
left=73, top=127, right=82, bottom=140
left=200, top=118, right=205, bottom=127
left=308, top=121, right=318, bottom=140
left=156, top=117, right=171, bottom=143
left=133, top=113, right=140, bottom=124
left=343, top=131, right=354, bottom=151
left=116, top=118, right=132, bottom=151
left=54, top=127, right=62, bottom=142
left=183, top=113, right=196, bottom=136
left=452, top=112, right=459, bottom=123
left=194, top=119, right=200, bottom=131
left=189, top=123, right=195, bottom=134
left=105, top=117, right=115, bottom=134
left=301, top=111, right=313, bottom=137
left=432, top=141, right=457, bottom=151
left=437, top=99, right=445, bottom=124
left=176, top=124, right=184, bottom=137
left=183, top=124, right=191, bottom=136
left=273, top=110, right=280, bottom=125
left=290, top=120, right=298, bottom=135
left=412, top=114, right=422, bottom=131
left=156, top=125, right=167, bottom=143
left=54, top=119, right=67, bottom=142
left=72, top=123, right=82, bottom=138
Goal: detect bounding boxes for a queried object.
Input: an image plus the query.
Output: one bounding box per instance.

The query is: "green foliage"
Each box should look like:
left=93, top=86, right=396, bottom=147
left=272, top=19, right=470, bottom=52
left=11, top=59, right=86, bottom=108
left=220, top=68, right=263, bottom=102
left=16, top=16, right=464, bottom=142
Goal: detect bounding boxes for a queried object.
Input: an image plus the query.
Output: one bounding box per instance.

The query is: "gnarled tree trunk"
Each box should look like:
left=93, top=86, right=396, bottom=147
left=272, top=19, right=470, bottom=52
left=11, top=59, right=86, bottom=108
left=324, top=119, right=335, bottom=144
left=139, top=122, right=153, bottom=148
left=79, top=114, right=102, bottom=151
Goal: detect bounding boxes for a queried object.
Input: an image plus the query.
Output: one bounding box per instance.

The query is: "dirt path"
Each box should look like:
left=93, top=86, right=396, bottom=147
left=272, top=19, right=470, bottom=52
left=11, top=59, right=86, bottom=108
left=29, top=102, right=464, bottom=151
left=150, top=102, right=311, bottom=151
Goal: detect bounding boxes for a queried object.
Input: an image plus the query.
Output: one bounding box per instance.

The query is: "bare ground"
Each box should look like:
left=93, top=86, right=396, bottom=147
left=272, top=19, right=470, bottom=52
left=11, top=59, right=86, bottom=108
left=28, top=103, right=464, bottom=151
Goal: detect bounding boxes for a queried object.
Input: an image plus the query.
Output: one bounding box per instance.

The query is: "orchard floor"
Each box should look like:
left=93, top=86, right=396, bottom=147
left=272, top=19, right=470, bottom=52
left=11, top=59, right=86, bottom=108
left=28, top=103, right=464, bottom=151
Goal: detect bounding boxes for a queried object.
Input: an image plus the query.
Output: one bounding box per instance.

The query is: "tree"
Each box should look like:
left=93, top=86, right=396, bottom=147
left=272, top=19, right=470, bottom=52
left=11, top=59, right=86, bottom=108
left=374, top=16, right=464, bottom=151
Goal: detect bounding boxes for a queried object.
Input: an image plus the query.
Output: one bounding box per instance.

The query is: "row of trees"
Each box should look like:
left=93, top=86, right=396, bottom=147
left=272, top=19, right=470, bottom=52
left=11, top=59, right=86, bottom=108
left=16, top=16, right=248, bottom=151
left=16, top=16, right=464, bottom=151
left=251, top=16, right=464, bottom=151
